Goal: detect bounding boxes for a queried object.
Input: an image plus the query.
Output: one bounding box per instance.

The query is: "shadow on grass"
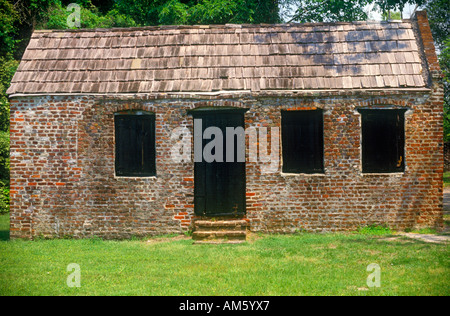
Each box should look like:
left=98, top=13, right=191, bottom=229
left=0, top=214, right=10, bottom=241
left=0, top=229, right=9, bottom=241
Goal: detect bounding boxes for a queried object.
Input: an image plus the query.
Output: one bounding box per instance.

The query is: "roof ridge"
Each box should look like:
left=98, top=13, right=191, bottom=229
left=33, top=19, right=412, bottom=34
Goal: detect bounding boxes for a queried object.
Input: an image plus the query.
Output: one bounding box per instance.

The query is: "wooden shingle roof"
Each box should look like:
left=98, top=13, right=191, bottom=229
left=7, top=21, right=428, bottom=96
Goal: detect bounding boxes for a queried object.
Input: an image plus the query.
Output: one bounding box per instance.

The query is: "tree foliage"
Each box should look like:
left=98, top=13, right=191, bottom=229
left=115, top=0, right=280, bottom=26
left=423, top=0, right=449, bottom=141
left=280, top=0, right=371, bottom=23
left=37, top=1, right=136, bottom=29
left=0, top=129, right=8, bottom=214
left=0, top=0, right=19, bottom=57
left=424, top=0, right=450, bottom=50
left=440, top=38, right=450, bottom=141
left=281, top=0, right=432, bottom=23
left=375, top=0, right=426, bottom=19
left=441, top=39, right=450, bottom=92
left=381, top=10, right=402, bottom=20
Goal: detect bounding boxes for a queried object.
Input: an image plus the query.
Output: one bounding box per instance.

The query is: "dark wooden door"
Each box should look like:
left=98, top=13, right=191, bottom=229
left=193, top=110, right=246, bottom=217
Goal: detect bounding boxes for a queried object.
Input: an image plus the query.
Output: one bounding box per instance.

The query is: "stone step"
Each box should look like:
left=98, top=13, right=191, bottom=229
left=192, top=219, right=249, bottom=244
left=193, top=240, right=246, bottom=245
left=194, top=220, right=249, bottom=231
left=192, top=230, right=247, bottom=240
left=192, top=230, right=247, bottom=238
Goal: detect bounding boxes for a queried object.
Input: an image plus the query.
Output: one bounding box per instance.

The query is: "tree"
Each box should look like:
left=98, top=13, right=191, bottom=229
left=424, top=0, right=450, bottom=50
left=440, top=38, right=450, bottom=141
left=186, top=0, right=260, bottom=24
left=0, top=58, right=16, bottom=213
left=0, top=0, right=19, bottom=58
left=381, top=10, right=402, bottom=20
left=423, top=1, right=449, bottom=141
left=0, top=0, right=18, bottom=214
left=114, top=0, right=280, bottom=26
left=375, top=0, right=426, bottom=19
left=280, top=0, right=371, bottom=23
left=38, top=1, right=136, bottom=29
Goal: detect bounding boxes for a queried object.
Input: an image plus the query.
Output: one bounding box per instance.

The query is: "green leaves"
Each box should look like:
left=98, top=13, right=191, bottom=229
left=0, top=0, right=19, bottom=58
left=0, top=58, right=16, bottom=214
left=0, top=58, right=18, bottom=131
left=425, top=0, right=450, bottom=51
left=282, top=0, right=371, bottom=23
left=113, top=0, right=160, bottom=26
left=115, top=0, right=277, bottom=26
left=440, top=38, right=450, bottom=141
left=0, top=131, right=8, bottom=214
left=188, top=0, right=255, bottom=25
left=0, top=0, right=18, bottom=214
left=375, top=0, right=426, bottom=19
left=159, top=0, right=190, bottom=25
left=37, top=1, right=137, bottom=29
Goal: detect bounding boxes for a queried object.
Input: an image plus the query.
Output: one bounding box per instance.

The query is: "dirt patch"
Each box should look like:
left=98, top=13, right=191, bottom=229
left=395, top=232, right=450, bottom=244
left=246, top=232, right=263, bottom=243
left=378, top=236, right=415, bottom=243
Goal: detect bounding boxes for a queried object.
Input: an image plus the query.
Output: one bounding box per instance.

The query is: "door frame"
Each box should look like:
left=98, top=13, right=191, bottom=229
left=189, top=107, right=248, bottom=217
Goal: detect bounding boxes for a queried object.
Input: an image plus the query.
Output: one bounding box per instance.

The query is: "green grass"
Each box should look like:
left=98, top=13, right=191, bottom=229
left=356, top=224, right=392, bottom=235
left=444, top=172, right=450, bottom=187
left=0, top=214, right=449, bottom=296
left=407, top=228, right=439, bottom=234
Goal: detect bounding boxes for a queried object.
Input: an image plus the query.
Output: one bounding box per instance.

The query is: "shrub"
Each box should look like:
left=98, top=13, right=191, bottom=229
left=0, top=182, right=9, bottom=215
left=0, top=131, right=9, bottom=214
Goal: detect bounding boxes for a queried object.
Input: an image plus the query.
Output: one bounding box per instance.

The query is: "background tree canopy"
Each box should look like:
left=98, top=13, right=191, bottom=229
left=0, top=0, right=448, bottom=213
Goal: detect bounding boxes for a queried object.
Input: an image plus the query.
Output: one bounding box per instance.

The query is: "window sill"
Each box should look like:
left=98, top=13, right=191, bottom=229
left=114, top=175, right=158, bottom=179
left=280, top=172, right=326, bottom=177
left=361, top=172, right=404, bottom=176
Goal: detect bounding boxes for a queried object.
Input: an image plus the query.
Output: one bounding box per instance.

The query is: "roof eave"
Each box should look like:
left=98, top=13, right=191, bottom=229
left=7, top=88, right=432, bottom=99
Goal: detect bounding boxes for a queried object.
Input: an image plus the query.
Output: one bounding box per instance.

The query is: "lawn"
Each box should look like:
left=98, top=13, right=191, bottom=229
left=0, top=214, right=448, bottom=296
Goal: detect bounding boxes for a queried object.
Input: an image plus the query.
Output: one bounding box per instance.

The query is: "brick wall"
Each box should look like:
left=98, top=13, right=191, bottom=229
left=9, top=86, right=443, bottom=238
left=246, top=91, right=443, bottom=233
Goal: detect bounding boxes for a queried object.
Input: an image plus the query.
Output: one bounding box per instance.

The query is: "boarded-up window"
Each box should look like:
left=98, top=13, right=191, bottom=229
left=281, top=110, right=324, bottom=174
left=115, top=112, right=156, bottom=177
left=359, top=109, right=406, bottom=173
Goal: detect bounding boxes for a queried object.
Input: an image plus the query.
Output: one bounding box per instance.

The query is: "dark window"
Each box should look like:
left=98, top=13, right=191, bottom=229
left=281, top=109, right=324, bottom=174
left=114, top=112, right=156, bottom=177
left=359, top=109, right=406, bottom=173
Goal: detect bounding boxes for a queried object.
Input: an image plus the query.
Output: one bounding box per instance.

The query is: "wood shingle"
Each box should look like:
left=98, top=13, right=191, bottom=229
left=7, top=20, right=428, bottom=95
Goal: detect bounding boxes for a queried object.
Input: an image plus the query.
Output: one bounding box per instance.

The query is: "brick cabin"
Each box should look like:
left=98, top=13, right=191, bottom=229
left=7, top=11, right=444, bottom=240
